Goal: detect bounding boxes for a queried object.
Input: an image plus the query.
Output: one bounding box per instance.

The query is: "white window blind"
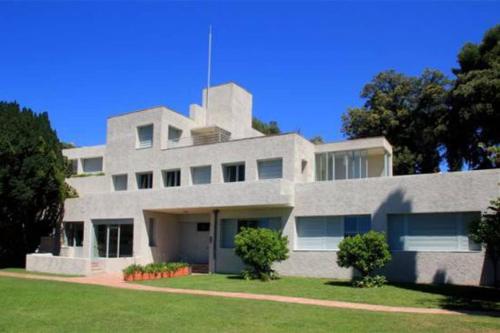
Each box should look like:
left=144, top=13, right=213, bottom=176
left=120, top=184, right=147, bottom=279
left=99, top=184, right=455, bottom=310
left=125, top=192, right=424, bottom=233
left=82, top=157, right=103, bottom=173
left=258, top=159, right=283, bottom=179
left=112, top=174, right=128, bottom=191
left=296, top=216, right=343, bottom=250
left=191, top=166, right=211, bottom=185
left=137, top=125, right=153, bottom=148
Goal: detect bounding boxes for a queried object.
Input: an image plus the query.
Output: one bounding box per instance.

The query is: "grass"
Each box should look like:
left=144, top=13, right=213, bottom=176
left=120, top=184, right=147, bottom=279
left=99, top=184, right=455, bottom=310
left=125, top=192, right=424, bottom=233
left=0, top=277, right=499, bottom=333
left=0, top=268, right=82, bottom=277
left=136, top=274, right=500, bottom=312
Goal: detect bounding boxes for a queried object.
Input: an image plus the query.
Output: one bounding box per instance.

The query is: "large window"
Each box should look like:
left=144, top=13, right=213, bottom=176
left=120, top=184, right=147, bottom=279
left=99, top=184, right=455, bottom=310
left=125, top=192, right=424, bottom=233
left=112, top=174, right=128, bottom=191
left=258, top=159, right=283, bottom=179
left=63, top=222, right=84, bottom=247
left=296, top=215, right=371, bottom=250
left=191, top=166, right=211, bottom=185
left=82, top=157, right=103, bottom=173
left=148, top=218, right=156, bottom=247
left=168, top=126, right=182, bottom=142
left=137, top=124, right=153, bottom=149
left=163, top=169, right=181, bottom=187
left=315, top=150, right=368, bottom=181
left=223, top=163, right=245, bottom=182
left=137, top=172, right=153, bottom=189
left=220, top=217, right=282, bottom=248
left=388, top=212, right=481, bottom=252
left=94, top=221, right=133, bottom=258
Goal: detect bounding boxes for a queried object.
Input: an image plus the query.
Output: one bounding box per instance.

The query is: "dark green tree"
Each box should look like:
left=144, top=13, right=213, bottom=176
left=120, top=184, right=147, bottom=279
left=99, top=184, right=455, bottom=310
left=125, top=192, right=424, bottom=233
left=0, top=102, right=71, bottom=267
left=342, top=69, right=450, bottom=175
left=470, top=198, right=500, bottom=287
left=446, top=25, right=500, bottom=170
left=309, top=136, right=324, bottom=144
left=252, top=117, right=281, bottom=135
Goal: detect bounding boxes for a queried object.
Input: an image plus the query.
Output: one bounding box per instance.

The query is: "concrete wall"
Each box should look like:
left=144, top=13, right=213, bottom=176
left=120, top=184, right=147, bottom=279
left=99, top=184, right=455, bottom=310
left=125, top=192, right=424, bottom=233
left=26, top=254, right=90, bottom=276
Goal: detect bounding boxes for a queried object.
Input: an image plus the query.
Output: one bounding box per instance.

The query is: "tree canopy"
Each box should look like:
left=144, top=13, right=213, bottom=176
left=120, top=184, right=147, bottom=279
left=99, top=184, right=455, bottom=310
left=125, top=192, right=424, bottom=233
left=0, top=102, right=71, bottom=267
left=445, top=25, right=500, bottom=170
left=341, top=69, right=450, bottom=175
left=252, top=117, right=281, bottom=135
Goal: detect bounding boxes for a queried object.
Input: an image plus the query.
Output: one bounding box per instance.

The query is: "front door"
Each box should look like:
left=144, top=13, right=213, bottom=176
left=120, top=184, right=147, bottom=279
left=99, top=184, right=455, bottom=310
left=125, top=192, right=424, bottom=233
left=179, top=222, right=210, bottom=264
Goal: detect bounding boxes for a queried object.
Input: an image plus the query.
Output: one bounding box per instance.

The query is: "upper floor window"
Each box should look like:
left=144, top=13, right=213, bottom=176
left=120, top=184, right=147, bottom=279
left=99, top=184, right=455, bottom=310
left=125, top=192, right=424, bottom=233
left=315, top=150, right=368, bottom=181
left=163, top=169, right=181, bottom=187
left=137, top=124, right=153, bottom=149
left=223, top=163, right=245, bottom=183
left=258, top=158, right=283, bottom=180
left=137, top=172, right=153, bottom=189
left=191, top=166, right=211, bottom=185
left=168, top=126, right=182, bottom=142
left=82, top=157, right=103, bottom=173
left=112, top=174, right=128, bottom=191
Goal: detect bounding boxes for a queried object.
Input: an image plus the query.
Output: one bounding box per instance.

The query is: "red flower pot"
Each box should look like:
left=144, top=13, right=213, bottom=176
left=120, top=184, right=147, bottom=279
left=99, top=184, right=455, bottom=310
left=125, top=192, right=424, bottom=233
left=123, top=274, right=134, bottom=281
left=133, top=272, right=143, bottom=281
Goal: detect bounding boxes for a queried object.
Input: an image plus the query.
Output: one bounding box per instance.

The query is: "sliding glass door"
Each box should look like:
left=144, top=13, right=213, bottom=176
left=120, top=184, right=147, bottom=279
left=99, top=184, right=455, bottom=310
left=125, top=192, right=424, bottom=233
left=93, top=221, right=133, bottom=258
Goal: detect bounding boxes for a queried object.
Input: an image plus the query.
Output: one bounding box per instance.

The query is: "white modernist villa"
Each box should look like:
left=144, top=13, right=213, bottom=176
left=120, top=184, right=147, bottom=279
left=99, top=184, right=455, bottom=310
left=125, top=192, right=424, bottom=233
left=27, top=82, right=499, bottom=286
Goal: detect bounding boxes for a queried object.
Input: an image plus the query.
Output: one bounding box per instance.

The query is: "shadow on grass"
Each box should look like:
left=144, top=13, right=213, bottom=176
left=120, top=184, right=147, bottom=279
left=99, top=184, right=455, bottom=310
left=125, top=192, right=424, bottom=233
left=226, top=275, right=245, bottom=280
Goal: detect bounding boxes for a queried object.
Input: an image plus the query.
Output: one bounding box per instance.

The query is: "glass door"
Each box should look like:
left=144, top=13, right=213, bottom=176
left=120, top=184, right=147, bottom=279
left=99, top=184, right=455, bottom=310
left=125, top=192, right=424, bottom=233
left=93, top=222, right=133, bottom=258
left=107, top=226, right=119, bottom=258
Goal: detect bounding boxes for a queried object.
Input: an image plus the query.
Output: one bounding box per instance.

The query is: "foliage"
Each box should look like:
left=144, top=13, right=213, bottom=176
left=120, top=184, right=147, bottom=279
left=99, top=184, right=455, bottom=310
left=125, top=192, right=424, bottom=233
left=70, top=172, right=105, bottom=178
left=252, top=117, right=281, bottom=135
left=470, top=198, right=500, bottom=287
left=122, top=262, right=189, bottom=275
left=0, top=102, right=73, bottom=267
left=309, top=136, right=324, bottom=144
left=234, top=227, right=289, bottom=281
left=341, top=69, right=450, bottom=175
left=337, top=231, right=392, bottom=287
left=446, top=25, right=500, bottom=170
left=352, top=275, right=387, bottom=288
left=123, top=264, right=143, bottom=275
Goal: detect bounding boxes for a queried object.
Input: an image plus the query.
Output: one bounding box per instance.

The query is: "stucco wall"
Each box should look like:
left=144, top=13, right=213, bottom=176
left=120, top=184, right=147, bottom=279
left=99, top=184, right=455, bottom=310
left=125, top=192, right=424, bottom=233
left=26, top=254, right=90, bottom=276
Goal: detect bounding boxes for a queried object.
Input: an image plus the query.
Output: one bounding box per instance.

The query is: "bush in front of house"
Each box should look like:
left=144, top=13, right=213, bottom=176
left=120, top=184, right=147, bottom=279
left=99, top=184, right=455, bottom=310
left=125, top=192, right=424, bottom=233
left=337, top=231, right=392, bottom=288
left=122, top=262, right=190, bottom=281
left=234, top=227, right=289, bottom=281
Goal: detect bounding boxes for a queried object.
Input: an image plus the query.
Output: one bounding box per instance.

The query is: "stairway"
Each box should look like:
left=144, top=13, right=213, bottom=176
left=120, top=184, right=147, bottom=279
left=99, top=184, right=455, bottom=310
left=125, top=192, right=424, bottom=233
left=191, top=264, right=209, bottom=274
left=90, top=261, right=105, bottom=275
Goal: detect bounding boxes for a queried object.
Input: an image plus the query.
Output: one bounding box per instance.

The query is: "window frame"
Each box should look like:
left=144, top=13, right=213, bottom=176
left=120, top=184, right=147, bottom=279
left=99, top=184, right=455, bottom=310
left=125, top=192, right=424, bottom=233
left=112, top=174, right=128, bottom=191
left=191, top=165, right=212, bottom=185
left=136, top=172, right=153, bottom=190
left=257, top=158, right=283, bottom=180
left=136, top=124, right=154, bottom=149
left=163, top=169, right=181, bottom=187
left=81, top=156, right=103, bottom=173
left=222, top=162, right=245, bottom=183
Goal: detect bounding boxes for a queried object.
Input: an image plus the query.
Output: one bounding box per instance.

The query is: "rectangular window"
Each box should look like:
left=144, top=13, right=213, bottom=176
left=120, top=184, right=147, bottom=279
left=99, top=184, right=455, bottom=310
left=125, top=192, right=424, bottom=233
left=168, top=126, right=183, bottom=142
left=163, top=169, right=181, bottom=187
left=112, top=174, right=128, bottom=191
left=82, top=157, right=103, bottom=173
left=223, top=163, right=245, bottom=182
left=388, top=212, right=481, bottom=252
left=197, top=222, right=210, bottom=232
left=220, top=217, right=282, bottom=248
left=136, top=172, right=153, bottom=189
left=296, top=215, right=371, bottom=250
left=315, top=150, right=368, bottom=181
left=258, top=159, right=283, bottom=179
left=191, top=166, right=211, bottom=185
left=69, top=159, right=78, bottom=175
left=137, top=124, right=153, bottom=149
left=94, top=220, right=133, bottom=258
left=148, top=218, right=156, bottom=247
left=63, top=222, right=84, bottom=247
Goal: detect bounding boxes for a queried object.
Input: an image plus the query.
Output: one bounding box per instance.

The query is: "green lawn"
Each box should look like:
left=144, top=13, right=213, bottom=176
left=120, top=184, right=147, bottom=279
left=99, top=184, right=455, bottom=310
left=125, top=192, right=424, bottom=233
left=136, top=274, right=500, bottom=312
left=0, top=277, right=499, bottom=333
left=0, top=268, right=81, bottom=277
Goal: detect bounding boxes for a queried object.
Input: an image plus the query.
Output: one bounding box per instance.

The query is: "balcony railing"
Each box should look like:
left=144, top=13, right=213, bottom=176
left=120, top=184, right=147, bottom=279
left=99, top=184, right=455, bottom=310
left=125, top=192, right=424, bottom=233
left=167, top=127, right=231, bottom=149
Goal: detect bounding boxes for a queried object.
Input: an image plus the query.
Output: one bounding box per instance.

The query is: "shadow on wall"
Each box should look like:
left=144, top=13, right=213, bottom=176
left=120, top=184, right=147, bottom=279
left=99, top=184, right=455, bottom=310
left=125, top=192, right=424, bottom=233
left=372, top=188, right=418, bottom=283
left=480, top=252, right=496, bottom=287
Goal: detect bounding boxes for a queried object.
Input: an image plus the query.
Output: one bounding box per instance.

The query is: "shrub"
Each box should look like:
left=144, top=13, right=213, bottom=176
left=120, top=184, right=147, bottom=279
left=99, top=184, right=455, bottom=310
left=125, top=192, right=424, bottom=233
left=122, top=264, right=142, bottom=275
left=234, top=227, right=289, bottom=281
left=337, top=231, right=392, bottom=287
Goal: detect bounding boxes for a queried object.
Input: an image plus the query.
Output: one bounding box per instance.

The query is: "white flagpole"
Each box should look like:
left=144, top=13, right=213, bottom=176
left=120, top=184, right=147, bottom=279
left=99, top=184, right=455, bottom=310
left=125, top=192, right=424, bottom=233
left=206, top=25, right=212, bottom=112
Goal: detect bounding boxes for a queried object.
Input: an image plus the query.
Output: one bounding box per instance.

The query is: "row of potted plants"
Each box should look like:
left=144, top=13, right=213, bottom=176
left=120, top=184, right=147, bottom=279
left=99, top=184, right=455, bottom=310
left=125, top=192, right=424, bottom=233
left=123, top=262, right=190, bottom=281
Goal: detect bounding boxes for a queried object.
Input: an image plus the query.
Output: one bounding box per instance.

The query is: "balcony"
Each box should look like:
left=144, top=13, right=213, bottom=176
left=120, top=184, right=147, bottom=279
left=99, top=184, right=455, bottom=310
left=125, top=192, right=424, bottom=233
left=167, top=126, right=231, bottom=149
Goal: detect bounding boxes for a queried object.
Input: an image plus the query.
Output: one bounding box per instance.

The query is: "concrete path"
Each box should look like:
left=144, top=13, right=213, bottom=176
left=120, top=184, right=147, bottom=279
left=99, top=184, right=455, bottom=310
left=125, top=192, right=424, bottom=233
left=0, top=271, right=494, bottom=316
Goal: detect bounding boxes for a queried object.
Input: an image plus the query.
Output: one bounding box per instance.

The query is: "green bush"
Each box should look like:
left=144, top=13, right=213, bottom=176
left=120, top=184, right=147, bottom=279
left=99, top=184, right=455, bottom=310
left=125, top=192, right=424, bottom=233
left=337, top=231, right=392, bottom=288
left=234, top=227, right=289, bottom=281
left=122, top=264, right=142, bottom=275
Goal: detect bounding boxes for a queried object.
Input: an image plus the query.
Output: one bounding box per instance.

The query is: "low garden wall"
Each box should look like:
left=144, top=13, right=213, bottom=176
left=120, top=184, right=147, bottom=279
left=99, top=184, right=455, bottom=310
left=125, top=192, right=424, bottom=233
left=26, top=254, right=90, bottom=276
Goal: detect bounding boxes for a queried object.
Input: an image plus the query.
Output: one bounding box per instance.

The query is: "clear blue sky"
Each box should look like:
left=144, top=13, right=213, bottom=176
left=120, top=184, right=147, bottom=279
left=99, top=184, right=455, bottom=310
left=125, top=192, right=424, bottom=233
left=1, top=2, right=498, bottom=146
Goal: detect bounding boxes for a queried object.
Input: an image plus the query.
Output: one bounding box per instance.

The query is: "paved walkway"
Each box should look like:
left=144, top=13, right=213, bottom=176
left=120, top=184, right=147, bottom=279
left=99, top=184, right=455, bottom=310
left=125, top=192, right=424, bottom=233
left=0, top=271, right=493, bottom=316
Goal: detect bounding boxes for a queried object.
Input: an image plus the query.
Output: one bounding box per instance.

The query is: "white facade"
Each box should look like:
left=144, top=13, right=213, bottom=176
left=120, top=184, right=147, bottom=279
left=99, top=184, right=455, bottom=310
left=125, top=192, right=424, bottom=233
left=27, top=82, right=500, bottom=286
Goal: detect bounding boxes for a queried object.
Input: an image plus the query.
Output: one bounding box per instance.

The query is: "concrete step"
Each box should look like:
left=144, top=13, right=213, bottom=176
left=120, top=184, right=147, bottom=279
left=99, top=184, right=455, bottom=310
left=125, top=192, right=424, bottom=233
left=191, top=264, right=209, bottom=274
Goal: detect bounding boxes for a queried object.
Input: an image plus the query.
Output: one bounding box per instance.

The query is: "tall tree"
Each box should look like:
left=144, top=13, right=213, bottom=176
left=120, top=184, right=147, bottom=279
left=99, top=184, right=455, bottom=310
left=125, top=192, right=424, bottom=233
left=0, top=102, right=71, bottom=267
left=342, top=69, right=450, bottom=175
left=446, top=25, right=500, bottom=170
left=252, top=117, right=281, bottom=135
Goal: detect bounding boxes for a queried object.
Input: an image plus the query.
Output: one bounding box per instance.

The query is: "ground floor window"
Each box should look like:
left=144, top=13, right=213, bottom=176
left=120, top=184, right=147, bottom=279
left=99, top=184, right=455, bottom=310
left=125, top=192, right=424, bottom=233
left=220, top=217, right=282, bottom=248
left=63, top=222, right=84, bottom=247
left=388, top=212, right=481, bottom=252
left=295, top=215, right=371, bottom=250
left=94, top=221, right=133, bottom=258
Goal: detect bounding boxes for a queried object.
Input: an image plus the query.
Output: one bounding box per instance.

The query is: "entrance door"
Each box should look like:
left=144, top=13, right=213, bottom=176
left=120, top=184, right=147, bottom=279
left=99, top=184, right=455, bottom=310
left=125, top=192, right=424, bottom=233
left=107, top=226, right=119, bottom=258
left=179, top=222, right=210, bottom=264
left=93, top=220, right=134, bottom=258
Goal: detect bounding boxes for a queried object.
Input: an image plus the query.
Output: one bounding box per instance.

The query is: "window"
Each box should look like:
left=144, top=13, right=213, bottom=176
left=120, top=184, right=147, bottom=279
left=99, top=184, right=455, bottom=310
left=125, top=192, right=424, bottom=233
left=197, top=222, right=210, bottom=232
left=82, top=157, right=103, bottom=173
left=258, top=159, right=283, bottom=179
left=112, top=174, right=128, bottom=191
left=137, top=124, right=153, bottom=148
left=137, top=172, right=153, bottom=189
left=191, top=166, right=211, bottom=185
left=296, top=215, right=371, bottom=250
left=388, top=212, right=481, bottom=252
left=148, top=218, right=156, bottom=247
left=168, top=126, right=182, bottom=142
left=163, top=169, right=181, bottom=187
left=94, top=220, right=133, bottom=258
left=220, top=217, right=281, bottom=248
left=223, top=163, right=245, bottom=182
left=69, top=159, right=78, bottom=175
left=63, top=222, right=84, bottom=247
left=315, top=150, right=368, bottom=181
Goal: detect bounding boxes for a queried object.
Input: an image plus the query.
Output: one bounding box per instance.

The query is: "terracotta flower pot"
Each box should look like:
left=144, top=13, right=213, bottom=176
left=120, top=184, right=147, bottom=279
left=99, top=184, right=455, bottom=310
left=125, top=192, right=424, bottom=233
left=161, top=271, right=169, bottom=278
left=133, top=272, right=143, bottom=281
left=123, top=274, right=134, bottom=281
